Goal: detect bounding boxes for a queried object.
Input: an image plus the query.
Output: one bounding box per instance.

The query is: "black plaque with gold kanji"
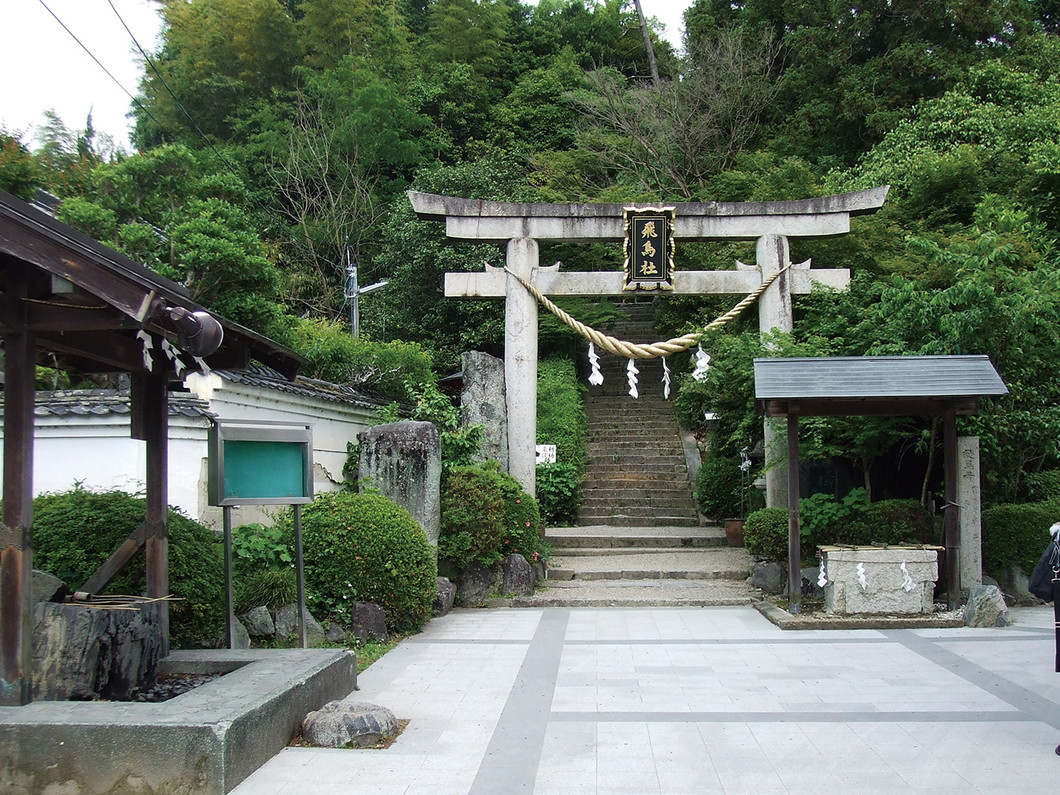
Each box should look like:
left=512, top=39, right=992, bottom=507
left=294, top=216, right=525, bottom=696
left=623, top=206, right=675, bottom=290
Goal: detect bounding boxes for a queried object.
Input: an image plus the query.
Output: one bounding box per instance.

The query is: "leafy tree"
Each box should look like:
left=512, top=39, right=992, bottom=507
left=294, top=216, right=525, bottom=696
left=136, top=0, right=301, bottom=144
left=0, top=134, right=42, bottom=201
left=252, top=59, right=426, bottom=316
left=297, top=0, right=414, bottom=75
left=551, top=30, right=779, bottom=200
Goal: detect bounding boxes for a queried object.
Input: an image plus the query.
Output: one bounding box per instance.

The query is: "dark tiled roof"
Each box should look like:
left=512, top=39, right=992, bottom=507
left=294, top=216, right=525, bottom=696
left=215, top=364, right=395, bottom=410
left=19, top=390, right=212, bottom=419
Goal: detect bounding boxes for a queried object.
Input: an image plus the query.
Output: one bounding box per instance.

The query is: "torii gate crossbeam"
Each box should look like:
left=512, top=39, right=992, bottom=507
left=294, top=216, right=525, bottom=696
left=410, top=188, right=889, bottom=506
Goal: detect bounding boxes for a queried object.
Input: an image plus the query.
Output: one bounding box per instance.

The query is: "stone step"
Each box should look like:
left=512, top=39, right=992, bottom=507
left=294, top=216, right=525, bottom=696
left=582, top=485, right=693, bottom=499
left=547, top=548, right=749, bottom=581
left=580, top=497, right=696, bottom=513
left=574, top=513, right=699, bottom=527
left=512, top=578, right=759, bottom=607
left=547, top=525, right=724, bottom=549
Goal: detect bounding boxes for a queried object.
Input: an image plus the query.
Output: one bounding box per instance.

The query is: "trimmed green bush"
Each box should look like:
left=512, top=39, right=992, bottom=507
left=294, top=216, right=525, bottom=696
left=440, top=462, right=545, bottom=570
left=744, top=507, right=789, bottom=561
left=536, top=462, right=582, bottom=526
left=496, top=468, right=544, bottom=565
left=299, top=491, right=437, bottom=634
left=31, top=488, right=225, bottom=648
left=981, top=500, right=1060, bottom=578
left=440, top=465, right=507, bottom=571
left=694, top=455, right=743, bottom=519
left=798, top=488, right=869, bottom=548
left=842, top=499, right=932, bottom=547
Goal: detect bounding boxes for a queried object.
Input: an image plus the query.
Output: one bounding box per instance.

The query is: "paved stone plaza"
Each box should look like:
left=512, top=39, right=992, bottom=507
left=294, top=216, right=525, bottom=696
left=233, top=605, right=1060, bottom=794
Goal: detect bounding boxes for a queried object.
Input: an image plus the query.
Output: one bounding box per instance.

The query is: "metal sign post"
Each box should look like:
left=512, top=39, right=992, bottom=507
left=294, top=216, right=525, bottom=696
left=209, top=420, right=314, bottom=648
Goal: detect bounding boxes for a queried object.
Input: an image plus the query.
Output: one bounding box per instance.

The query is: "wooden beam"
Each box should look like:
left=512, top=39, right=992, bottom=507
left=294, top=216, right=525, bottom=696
left=787, top=407, right=802, bottom=614
left=79, top=521, right=152, bottom=595
left=760, top=397, right=980, bottom=418
left=1, top=270, right=35, bottom=706
left=134, top=371, right=170, bottom=651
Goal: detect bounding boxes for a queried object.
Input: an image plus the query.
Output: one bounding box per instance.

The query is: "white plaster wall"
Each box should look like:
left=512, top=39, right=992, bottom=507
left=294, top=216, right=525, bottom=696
left=2, top=378, right=380, bottom=531
left=2, top=413, right=209, bottom=520
left=185, top=373, right=380, bottom=527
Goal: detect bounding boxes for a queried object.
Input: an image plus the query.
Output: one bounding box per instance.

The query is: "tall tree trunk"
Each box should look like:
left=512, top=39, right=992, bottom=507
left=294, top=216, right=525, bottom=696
left=632, top=0, right=660, bottom=87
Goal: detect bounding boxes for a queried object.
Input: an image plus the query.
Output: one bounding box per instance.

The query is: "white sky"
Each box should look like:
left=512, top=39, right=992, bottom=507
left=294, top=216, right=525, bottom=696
left=0, top=0, right=690, bottom=153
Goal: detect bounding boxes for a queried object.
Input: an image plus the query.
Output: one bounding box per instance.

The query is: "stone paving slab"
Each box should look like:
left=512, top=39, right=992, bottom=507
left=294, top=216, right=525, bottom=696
left=231, top=605, right=1060, bottom=794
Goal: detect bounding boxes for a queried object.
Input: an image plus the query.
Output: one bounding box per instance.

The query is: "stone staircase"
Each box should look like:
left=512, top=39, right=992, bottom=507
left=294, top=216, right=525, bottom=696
left=516, top=302, right=759, bottom=607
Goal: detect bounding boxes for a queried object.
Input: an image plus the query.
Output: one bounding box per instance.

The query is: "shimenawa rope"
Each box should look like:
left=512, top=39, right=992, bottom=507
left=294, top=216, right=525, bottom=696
left=501, top=263, right=793, bottom=360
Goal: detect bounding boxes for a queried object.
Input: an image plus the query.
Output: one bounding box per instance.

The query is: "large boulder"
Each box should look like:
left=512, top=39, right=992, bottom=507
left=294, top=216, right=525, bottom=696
left=964, top=584, right=1011, bottom=628
left=457, top=562, right=501, bottom=607
left=502, top=553, right=534, bottom=596
left=749, top=561, right=786, bottom=595
left=274, top=604, right=326, bottom=645
left=241, top=605, right=275, bottom=637
left=349, top=603, right=388, bottom=643
left=32, top=601, right=164, bottom=701
left=302, top=701, right=399, bottom=748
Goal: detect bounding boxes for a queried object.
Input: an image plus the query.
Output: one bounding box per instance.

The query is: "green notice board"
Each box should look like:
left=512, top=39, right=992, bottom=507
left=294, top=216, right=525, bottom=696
left=208, top=421, right=313, bottom=506
left=223, top=440, right=305, bottom=500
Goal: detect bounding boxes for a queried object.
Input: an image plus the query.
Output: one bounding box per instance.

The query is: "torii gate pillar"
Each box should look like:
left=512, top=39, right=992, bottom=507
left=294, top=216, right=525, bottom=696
left=505, top=237, right=540, bottom=493
left=758, top=234, right=793, bottom=508
left=410, top=188, right=889, bottom=504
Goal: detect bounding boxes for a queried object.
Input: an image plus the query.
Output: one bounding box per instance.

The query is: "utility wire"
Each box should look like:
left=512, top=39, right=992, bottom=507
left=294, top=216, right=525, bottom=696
left=36, top=0, right=166, bottom=137
left=40, top=0, right=363, bottom=310
left=110, top=0, right=344, bottom=276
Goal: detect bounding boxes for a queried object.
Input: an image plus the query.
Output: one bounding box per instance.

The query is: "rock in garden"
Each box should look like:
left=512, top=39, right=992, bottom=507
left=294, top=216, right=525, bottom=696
left=457, top=561, right=501, bottom=607
left=232, top=617, right=251, bottom=649
left=964, top=584, right=1011, bottom=628
left=301, top=700, right=398, bottom=748
left=326, top=621, right=348, bottom=644
left=241, top=605, right=275, bottom=637
left=275, top=604, right=326, bottom=644
left=801, top=567, right=824, bottom=599
left=32, top=569, right=68, bottom=604
left=32, top=601, right=164, bottom=701
left=749, top=561, right=786, bottom=595
left=349, top=602, right=388, bottom=643
left=502, top=553, right=534, bottom=596
left=434, top=576, right=455, bottom=617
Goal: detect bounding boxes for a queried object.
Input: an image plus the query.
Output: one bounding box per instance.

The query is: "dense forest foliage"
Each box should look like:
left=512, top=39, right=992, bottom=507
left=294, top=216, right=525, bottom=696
left=3, top=0, right=1060, bottom=507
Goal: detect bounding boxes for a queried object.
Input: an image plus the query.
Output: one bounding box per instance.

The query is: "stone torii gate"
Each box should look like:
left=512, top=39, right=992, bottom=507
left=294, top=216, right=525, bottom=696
left=409, top=188, right=889, bottom=504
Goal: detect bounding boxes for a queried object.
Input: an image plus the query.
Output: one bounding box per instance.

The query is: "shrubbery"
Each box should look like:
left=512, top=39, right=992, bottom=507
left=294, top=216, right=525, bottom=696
left=536, top=357, right=586, bottom=524
left=747, top=493, right=934, bottom=562
left=981, top=500, right=1060, bottom=578
left=440, top=462, right=544, bottom=570
left=843, top=500, right=932, bottom=547
left=31, top=488, right=225, bottom=648
left=694, top=455, right=743, bottom=519
left=744, top=507, right=789, bottom=560
left=298, top=491, right=437, bottom=634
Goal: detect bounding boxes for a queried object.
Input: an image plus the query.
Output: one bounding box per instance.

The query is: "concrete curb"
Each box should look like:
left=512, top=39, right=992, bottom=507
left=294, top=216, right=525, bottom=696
left=0, top=648, right=357, bottom=794
left=753, top=600, right=965, bottom=630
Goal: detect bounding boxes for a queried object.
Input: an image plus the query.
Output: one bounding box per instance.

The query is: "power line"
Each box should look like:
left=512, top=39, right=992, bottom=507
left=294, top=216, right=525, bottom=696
left=36, top=0, right=166, bottom=137
left=108, top=0, right=350, bottom=279
left=41, top=0, right=349, bottom=290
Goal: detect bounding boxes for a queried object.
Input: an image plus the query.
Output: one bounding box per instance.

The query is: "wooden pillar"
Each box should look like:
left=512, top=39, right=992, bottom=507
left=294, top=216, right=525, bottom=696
left=943, top=406, right=959, bottom=610
left=133, top=370, right=170, bottom=651
left=1, top=272, right=35, bottom=705
left=787, top=406, right=802, bottom=614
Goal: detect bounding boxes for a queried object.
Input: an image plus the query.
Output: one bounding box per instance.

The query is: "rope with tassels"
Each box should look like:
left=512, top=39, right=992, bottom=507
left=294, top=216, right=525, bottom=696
left=501, top=263, right=793, bottom=360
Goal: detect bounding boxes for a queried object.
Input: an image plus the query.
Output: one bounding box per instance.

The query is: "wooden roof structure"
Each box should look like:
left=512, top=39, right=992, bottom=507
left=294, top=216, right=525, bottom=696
left=0, top=189, right=303, bottom=705
left=753, top=355, right=1008, bottom=613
